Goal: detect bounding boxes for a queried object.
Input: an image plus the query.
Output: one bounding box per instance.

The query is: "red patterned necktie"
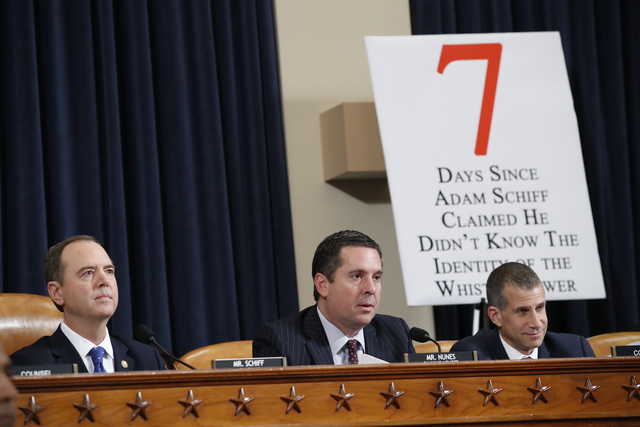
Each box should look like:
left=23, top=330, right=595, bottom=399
left=346, top=339, right=359, bottom=365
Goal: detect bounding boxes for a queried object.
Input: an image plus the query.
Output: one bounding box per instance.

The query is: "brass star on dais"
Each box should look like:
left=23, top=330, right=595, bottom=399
left=429, top=381, right=454, bottom=408
left=229, top=387, right=254, bottom=416
left=126, top=391, right=152, bottom=421
left=330, top=384, right=355, bottom=412
left=478, top=380, right=503, bottom=407
left=380, top=382, right=405, bottom=409
left=178, top=390, right=203, bottom=418
left=280, top=385, right=304, bottom=414
left=19, top=395, right=45, bottom=425
left=73, top=393, right=98, bottom=423
left=577, top=377, right=600, bottom=403
left=622, top=376, right=640, bottom=401
left=527, top=377, right=552, bottom=404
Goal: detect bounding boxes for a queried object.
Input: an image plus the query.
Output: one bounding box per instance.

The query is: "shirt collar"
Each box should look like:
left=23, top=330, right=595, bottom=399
left=61, top=321, right=113, bottom=359
left=499, top=331, right=538, bottom=360
left=317, top=307, right=365, bottom=359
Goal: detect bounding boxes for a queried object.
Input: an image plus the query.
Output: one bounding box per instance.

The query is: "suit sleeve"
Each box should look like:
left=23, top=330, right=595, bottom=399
left=401, top=319, right=416, bottom=354
left=580, top=335, right=595, bottom=357
left=252, top=324, right=284, bottom=358
left=450, top=338, right=491, bottom=360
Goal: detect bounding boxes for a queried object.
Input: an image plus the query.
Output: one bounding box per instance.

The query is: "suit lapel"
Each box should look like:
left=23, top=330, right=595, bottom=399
left=112, top=337, right=134, bottom=372
left=49, top=326, right=88, bottom=373
left=490, top=329, right=510, bottom=360
left=303, top=307, right=334, bottom=365
left=538, top=342, right=551, bottom=358
left=363, top=320, right=386, bottom=361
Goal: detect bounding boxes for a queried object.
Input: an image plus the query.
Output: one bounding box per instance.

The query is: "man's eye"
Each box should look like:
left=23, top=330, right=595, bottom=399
left=373, top=274, right=382, bottom=281
left=105, top=268, right=115, bottom=275
left=81, top=270, right=94, bottom=278
left=351, top=273, right=362, bottom=279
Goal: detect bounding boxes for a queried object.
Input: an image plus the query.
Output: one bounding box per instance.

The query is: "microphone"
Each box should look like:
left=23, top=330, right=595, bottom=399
left=134, top=324, right=195, bottom=370
left=410, top=327, right=442, bottom=353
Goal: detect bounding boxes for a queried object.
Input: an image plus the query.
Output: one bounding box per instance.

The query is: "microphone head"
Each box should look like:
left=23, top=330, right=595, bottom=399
left=134, top=324, right=155, bottom=344
left=409, top=327, right=431, bottom=343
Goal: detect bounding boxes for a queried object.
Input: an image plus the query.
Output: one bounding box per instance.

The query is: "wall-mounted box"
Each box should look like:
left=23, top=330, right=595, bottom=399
left=320, top=102, right=386, bottom=181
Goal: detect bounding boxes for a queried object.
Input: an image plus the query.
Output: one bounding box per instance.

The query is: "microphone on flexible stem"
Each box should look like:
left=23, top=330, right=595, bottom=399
left=410, top=327, right=442, bottom=353
left=134, top=324, right=195, bottom=370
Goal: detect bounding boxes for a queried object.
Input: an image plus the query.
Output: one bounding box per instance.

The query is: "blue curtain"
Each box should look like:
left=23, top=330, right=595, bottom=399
left=0, top=0, right=298, bottom=356
left=410, top=0, right=640, bottom=339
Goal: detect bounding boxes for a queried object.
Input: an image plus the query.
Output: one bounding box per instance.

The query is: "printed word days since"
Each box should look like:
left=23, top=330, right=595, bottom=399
left=437, top=165, right=539, bottom=184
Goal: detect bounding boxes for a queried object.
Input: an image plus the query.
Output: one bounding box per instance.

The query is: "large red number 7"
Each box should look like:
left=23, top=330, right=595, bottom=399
left=437, top=44, right=502, bottom=156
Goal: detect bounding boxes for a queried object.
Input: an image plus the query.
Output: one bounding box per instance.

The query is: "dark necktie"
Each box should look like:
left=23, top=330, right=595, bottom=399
left=89, top=346, right=106, bottom=373
left=346, top=339, right=359, bottom=365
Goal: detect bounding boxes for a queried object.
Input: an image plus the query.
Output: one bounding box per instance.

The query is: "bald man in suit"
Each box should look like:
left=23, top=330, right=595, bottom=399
left=11, top=235, right=164, bottom=372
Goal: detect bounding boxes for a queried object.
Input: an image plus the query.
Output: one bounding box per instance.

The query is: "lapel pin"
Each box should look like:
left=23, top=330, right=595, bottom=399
left=121, top=360, right=129, bottom=369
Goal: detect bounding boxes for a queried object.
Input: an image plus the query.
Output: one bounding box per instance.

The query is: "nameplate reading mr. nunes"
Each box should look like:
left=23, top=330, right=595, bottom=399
left=405, top=352, right=477, bottom=363
left=213, top=357, right=287, bottom=369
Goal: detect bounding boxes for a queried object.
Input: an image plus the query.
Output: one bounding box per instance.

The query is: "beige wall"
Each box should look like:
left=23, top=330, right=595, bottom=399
left=275, top=0, right=435, bottom=336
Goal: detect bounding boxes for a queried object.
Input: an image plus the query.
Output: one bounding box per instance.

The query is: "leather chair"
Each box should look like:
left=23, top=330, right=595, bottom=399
left=0, top=293, right=63, bottom=355
left=414, top=340, right=456, bottom=353
left=587, top=332, right=640, bottom=357
left=176, top=340, right=253, bottom=370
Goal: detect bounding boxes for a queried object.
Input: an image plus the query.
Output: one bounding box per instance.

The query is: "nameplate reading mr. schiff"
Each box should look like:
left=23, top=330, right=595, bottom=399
left=213, top=357, right=287, bottom=369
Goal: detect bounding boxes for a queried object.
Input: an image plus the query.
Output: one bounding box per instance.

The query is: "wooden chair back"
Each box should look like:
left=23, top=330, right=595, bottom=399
left=414, top=340, right=457, bottom=353
left=0, top=293, right=63, bottom=355
left=588, top=331, right=640, bottom=357
left=176, top=340, right=253, bottom=370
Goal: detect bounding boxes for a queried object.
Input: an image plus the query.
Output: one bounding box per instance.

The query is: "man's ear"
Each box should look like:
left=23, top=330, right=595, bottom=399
left=48, top=281, right=64, bottom=308
left=314, top=273, right=330, bottom=299
left=487, top=305, right=502, bottom=328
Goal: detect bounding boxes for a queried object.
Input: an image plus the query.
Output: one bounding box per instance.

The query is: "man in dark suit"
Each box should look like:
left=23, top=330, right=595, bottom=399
left=451, top=262, right=594, bottom=360
left=253, top=230, right=415, bottom=365
left=11, top=235, right=164, bottom=372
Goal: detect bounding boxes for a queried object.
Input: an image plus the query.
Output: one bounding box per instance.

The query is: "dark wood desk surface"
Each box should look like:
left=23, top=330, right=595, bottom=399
left=13, top=357, right=640, bottom=426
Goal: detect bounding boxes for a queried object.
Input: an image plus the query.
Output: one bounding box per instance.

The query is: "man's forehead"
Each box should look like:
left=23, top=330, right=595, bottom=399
left=60, top=240, right=113, bottom=266
left=338, top=246, right=382, bottom=265
left=504, top=283, right=545, bottom=304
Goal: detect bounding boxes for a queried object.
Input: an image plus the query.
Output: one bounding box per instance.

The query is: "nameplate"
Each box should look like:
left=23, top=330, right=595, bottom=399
left=9, top=363, right=78, bottom=377
left=405, top=351, right=477, bottom=363
left=213, top=357, right=287, bottom=369
left=612, top=345, right=640, bottom=357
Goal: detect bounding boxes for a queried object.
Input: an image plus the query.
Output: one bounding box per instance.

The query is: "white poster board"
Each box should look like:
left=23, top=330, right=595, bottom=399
left=365, top=32, right=605, bottom=306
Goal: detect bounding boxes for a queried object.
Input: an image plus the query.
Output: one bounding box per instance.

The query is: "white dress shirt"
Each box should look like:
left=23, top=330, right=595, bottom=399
left=317, top=307, right=365, bottom=365
left=499, top=333, right=539, bottom=360
left=60, top=322, right=115, bottom=373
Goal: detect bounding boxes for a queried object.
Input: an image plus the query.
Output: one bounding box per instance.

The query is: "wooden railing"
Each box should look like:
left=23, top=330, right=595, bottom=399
left=13, top=357, right=640, bottom=426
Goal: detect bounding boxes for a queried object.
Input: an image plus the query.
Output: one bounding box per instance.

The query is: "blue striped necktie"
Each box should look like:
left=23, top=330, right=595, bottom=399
left=89, top=346, right=106, bottom=373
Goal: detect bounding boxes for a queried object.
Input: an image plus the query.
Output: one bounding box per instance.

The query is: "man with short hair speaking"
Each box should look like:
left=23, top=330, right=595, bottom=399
left=11, top=235, right=165, bottom=372
left=253, top=230, right=415, bottom=365
left=451, top=262, right=594, bottom=360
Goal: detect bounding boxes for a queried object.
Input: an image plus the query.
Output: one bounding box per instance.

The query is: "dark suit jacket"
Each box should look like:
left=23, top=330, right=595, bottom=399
left=450, top=327, right=595, bottom=360
left=253, top=305, right=415, bottom=365
left=10, top=325, right=166, bottom=372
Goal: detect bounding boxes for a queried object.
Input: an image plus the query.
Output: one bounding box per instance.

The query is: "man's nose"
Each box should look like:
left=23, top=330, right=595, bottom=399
left=94, top=269, right=111, bottom=286
left=361, top=276, right=376, bottom=293
left=529, top=312, right=543, bottom=328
